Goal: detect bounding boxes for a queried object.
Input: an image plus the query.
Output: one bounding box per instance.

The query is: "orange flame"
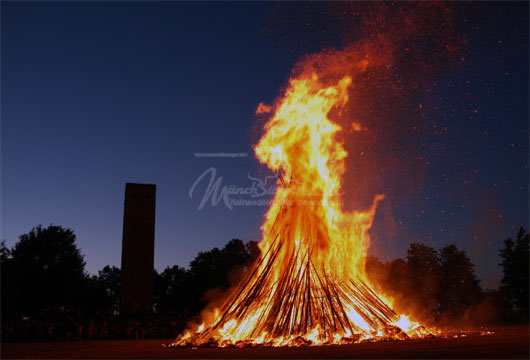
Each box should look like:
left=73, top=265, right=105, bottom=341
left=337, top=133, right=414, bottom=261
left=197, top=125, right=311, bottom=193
left=254, top=73, right=381, bottom=281
left=172, top=68, right=433, bottom=348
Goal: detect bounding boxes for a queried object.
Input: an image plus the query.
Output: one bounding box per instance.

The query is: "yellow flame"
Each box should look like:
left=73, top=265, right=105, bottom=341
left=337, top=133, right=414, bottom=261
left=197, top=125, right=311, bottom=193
left=255, top=74, right=380, bottom=281
left=173, top=72, right=433, bottom=348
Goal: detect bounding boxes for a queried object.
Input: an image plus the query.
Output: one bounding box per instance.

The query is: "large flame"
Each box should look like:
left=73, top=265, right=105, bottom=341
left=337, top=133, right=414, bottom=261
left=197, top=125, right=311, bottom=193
left=254, top=74, right=378, bottom=282
left=172, top=71, right=432, bottom=348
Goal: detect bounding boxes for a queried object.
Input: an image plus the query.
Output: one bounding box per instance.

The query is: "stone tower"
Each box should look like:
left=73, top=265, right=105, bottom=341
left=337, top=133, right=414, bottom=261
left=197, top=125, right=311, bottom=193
left=120, top=183, right=156, bottom=314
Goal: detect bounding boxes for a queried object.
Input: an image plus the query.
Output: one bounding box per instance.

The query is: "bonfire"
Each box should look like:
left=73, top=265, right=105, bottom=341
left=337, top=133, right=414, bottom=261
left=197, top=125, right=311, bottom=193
left=172, top=72, right=433, bottom=347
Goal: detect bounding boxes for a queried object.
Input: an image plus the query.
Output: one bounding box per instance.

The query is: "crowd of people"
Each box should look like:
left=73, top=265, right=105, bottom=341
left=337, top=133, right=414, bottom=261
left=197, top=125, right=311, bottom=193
left=1, top=311, right=187, bottom=342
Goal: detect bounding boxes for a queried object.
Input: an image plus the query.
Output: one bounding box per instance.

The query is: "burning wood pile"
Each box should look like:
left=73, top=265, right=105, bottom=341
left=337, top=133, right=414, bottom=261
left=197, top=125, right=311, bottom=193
left=172, top=73, right=433, bottom=348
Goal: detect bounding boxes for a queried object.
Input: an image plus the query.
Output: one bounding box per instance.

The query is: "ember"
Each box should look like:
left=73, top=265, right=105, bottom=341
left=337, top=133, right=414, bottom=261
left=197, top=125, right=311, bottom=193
left=171, top=72, right=434, bottom=347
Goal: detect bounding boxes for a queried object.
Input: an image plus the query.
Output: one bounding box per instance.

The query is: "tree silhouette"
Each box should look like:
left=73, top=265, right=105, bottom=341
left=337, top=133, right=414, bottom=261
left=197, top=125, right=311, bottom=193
left=1, top=240, right=14, bottom=320
left=406, top=243, right=441, bottom=317
left=3, top=225, right=87, bottom=317
left=438, top=244, right=482, bottom=318
left=186, top=239, right=259, bottom=314
left=89, top=265, right=121, bottom=313
left=154, top=265, right=188, bottom=316
left=0, top=240, right=9, bottom=261
left=3, top=223, right=529, bottom=340
left=366, top=243, right=488, bottom=325
left=499, top=227, right=529, bottom=320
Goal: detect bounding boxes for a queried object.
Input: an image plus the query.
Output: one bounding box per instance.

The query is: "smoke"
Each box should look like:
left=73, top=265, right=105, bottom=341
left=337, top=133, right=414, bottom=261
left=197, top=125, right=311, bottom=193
left=255, top=1, right=472, bottom=262
left=365, top=253, right=505, bottom=329
left=275, top=3, right=468, bottom=211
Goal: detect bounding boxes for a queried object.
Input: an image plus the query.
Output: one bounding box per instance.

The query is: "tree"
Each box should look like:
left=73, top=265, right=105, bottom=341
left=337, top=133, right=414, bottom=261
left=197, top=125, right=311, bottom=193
left=406, top=243, right=440, bottom=292
left=1, top=240, right=14, bottom=319
left=154, top=265, right=188, bottom=316
left=365, top=256, right=408, bottom=301
left=406, top=243, right=441, bottom=318
left=90, top=266, right=121, bottom=313
left=187, top=239, right=259, bottom=314
left=438, top=244, right=482, bottom=318
left=499, top=227, right=529, bottom=320
left=97, top=266, right=121, bottom=306
left=5, top=225, right=88, bottom=316
left=0, top=240, right=10, bottom=262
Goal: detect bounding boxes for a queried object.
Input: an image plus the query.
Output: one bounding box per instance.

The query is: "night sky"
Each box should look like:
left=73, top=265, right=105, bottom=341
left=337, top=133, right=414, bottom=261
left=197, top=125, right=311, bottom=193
left=2, top=2, right=528, bottom=289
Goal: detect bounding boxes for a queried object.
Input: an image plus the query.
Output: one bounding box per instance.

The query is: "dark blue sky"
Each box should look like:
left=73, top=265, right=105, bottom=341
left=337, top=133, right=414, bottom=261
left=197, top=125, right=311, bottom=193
left=2, top=2, right=528, bottom=289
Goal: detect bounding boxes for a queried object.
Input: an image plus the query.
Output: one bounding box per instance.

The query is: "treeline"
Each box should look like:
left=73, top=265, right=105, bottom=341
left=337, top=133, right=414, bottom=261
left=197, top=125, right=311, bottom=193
left=1, top=225, right=528, bottom=341
left=0, top=225, right=259, bottom=341
left=366, top=229, right=529, bottom=327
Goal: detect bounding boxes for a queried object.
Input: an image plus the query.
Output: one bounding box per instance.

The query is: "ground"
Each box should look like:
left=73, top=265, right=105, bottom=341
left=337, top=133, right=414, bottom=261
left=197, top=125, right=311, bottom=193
left=2, top=326, right=528, bottom=359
